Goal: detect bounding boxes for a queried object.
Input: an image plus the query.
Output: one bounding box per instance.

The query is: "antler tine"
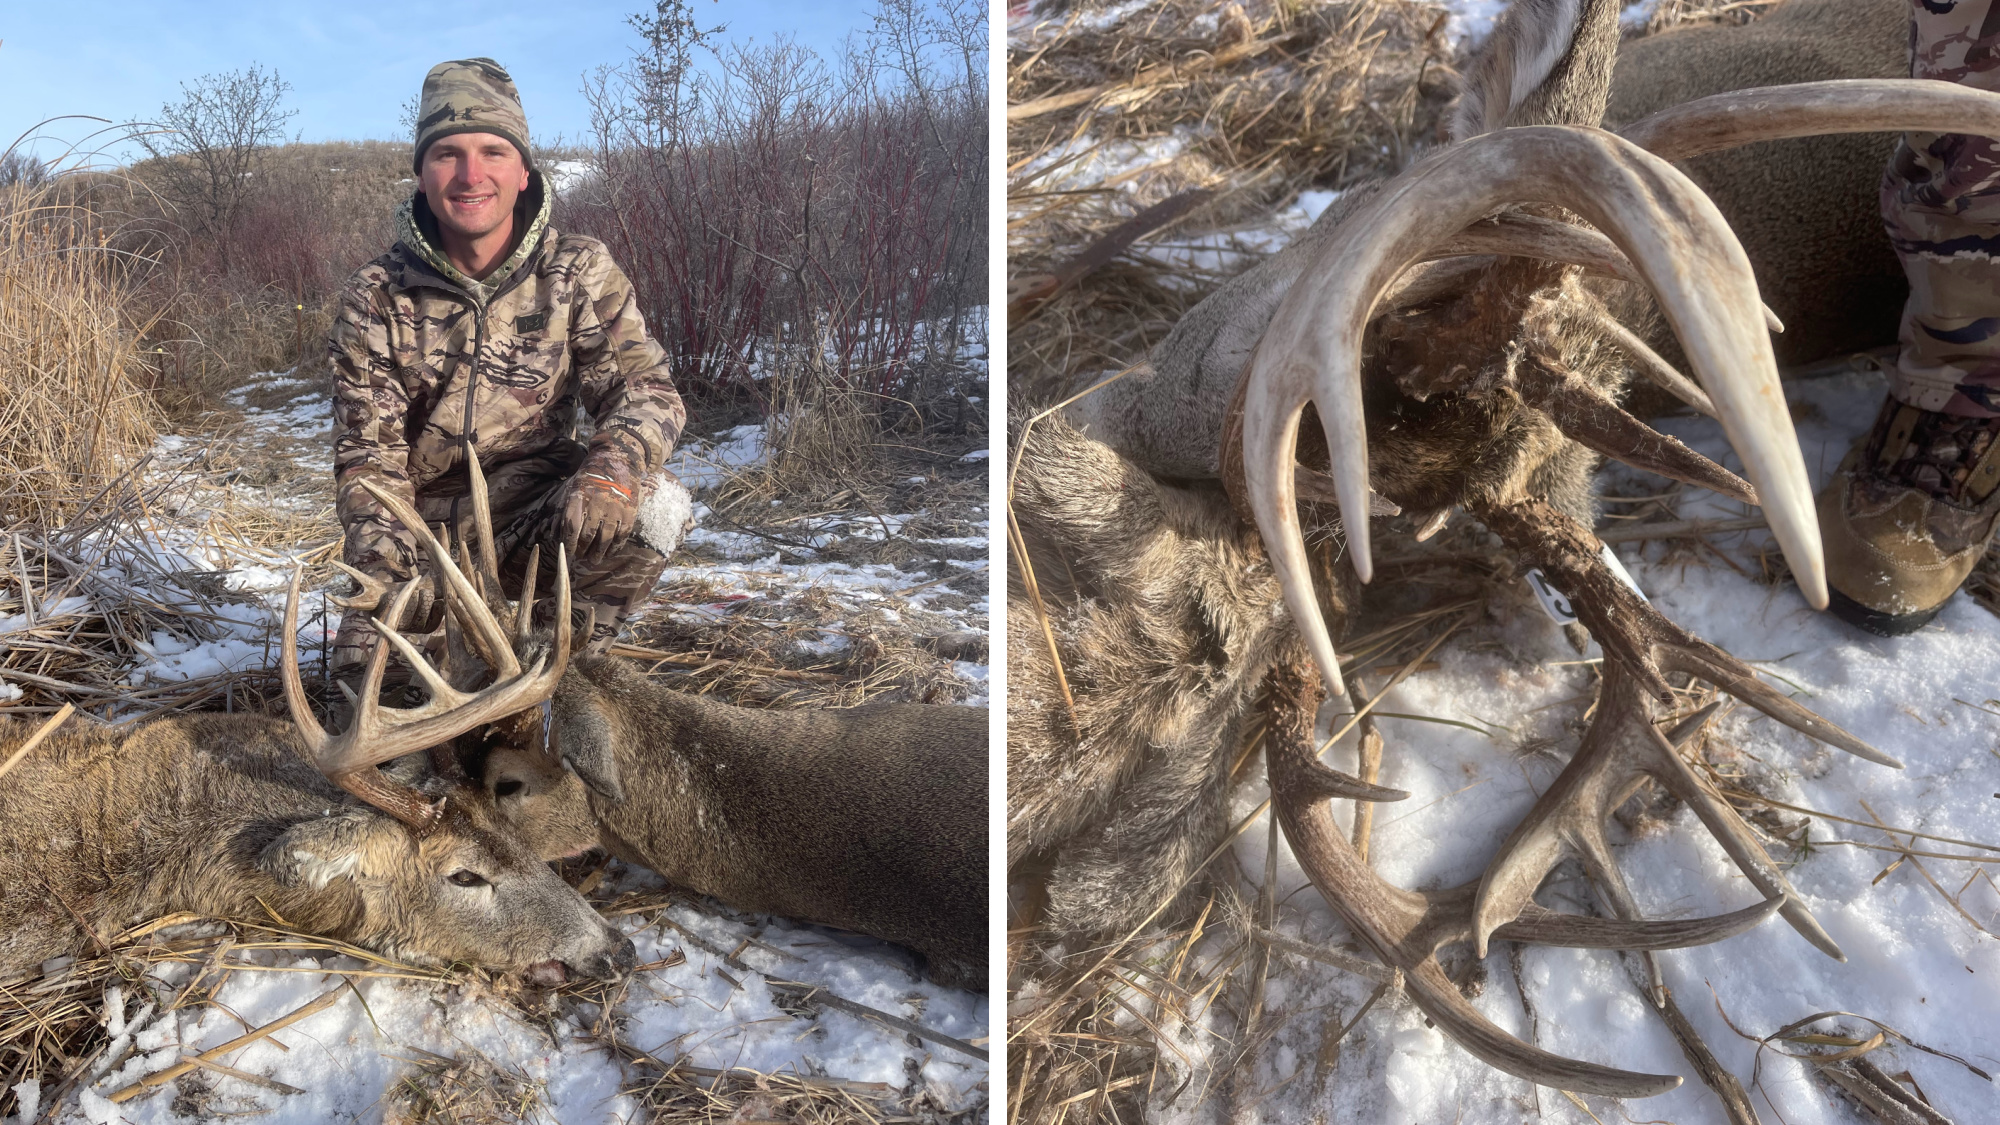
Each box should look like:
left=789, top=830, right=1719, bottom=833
left=1620, top=79, right=2000, bottom=163
left=464, top=446, right=504, bottom=595
left=515, top=543, right=539, bottom=645
left=280, top=567, right=327, bottom=748
left=358, top=479, right=521, bottom=680
left=328, top=561, right=396, bottom=612
left=1241, top=125, right=1824, bottom=701
left=1466, top=496, right=1898, bottom=962
left=1512, top=349, right=1755, bottom=504
left=1263, top=655, right=1686, bottom=1098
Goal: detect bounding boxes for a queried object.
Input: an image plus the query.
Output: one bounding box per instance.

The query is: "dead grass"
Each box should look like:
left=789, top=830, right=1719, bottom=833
left=0, top=446, right=343, bottom=721
left=1008, top=0, right=1459, bottom=403
left=2, top=868, right=980, bottom=1125
left=0, top=174, right=164, bottom=524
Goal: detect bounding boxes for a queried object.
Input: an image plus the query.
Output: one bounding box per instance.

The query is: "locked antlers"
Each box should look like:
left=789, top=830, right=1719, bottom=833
left=1239, top=123, right=1811, bottom=703
left=1241, top=79, right=2000, bottom=703
left=281, top=454, right=572, bottom=831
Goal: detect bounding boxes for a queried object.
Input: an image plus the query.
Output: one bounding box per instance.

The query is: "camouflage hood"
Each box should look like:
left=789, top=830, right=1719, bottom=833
left=394, top=169, right=552, bottom=308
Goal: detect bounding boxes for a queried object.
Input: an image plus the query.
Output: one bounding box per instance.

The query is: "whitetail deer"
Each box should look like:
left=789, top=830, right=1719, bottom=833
left=337, top=454, right=990, bottom=991
left=0, top=501, right=637, bottom=986
left=1013, top=0, right=2000, bottom=1097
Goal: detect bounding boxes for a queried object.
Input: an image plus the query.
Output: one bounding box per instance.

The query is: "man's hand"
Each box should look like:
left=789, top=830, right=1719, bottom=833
left=562, top=453, right=641, bottom=566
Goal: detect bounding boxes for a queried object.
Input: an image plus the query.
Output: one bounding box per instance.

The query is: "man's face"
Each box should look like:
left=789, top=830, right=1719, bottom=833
left=419, top=133, right=530, bottom=241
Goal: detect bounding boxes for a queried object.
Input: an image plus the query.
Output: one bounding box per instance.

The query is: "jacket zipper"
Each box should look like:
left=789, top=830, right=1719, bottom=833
left=445, top=233, right=545, bottom=471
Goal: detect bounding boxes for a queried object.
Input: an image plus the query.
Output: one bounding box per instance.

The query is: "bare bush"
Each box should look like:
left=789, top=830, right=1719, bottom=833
left=132, top=65, right=297, bottom=276
left=568, top=0, right=988, bottom=406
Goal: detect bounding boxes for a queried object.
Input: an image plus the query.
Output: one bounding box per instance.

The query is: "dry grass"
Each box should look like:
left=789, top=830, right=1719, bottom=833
left=0, top=174, right=164, bottom=524
left=1008, top=0, right=1459, bottom=403
left=2, top=870, right=978, bottom=1125
left=0, top=446, right=343, bottom=722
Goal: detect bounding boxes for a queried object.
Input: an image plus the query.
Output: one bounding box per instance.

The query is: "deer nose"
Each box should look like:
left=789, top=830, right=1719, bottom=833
left=578, top=937, right=639, bottom=982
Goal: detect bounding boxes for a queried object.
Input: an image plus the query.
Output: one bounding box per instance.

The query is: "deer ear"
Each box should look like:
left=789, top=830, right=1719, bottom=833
left=552, top=688, right=624, bottom=801
left=259, top=809, right=390, bottom=889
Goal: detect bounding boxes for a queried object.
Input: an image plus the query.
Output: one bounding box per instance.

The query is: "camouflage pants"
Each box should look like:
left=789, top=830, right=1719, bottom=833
left=1882, top=0, right=2000, bottom=417
left=333, top=447, right=671, bottom=666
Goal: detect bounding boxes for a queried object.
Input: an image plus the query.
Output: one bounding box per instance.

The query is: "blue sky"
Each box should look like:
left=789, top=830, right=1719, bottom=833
left=2, top=0, right=928, bottom=163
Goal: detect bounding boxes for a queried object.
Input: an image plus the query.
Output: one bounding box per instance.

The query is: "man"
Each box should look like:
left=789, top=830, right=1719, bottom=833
left=1819, top=0, right=2000, bottom=634
left=329, top=57, right=690, bottom=675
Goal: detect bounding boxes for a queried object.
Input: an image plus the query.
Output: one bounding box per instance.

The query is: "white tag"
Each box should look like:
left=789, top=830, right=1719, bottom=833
left=1526, top=545, right=1647, bottom=625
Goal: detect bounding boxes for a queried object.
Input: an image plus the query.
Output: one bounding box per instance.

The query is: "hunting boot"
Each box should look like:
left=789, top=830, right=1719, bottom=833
left=1817, top=396, right=2000, bottom=635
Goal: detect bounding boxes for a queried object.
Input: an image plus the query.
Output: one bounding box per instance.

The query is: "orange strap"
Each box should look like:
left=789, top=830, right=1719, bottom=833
left=578, top=472, right=634, bottom=500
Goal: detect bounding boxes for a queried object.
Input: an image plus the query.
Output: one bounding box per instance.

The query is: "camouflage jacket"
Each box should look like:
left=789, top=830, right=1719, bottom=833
left=331, top=172, right=686, bottom=581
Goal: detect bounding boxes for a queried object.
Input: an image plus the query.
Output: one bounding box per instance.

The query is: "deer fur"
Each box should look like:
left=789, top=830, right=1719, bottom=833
left=1008, top=411, right=1312, bottom=939
left=0, top=712, right=635, bottom=985
left=1603, top=0, right=1907, bottom=366
left=1016, top=0, right=1909, bottom=943
left=463, top=657, right=989, bottom=990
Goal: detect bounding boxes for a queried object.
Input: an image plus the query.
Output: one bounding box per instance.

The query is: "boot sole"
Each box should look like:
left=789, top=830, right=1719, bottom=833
left=1826, top=587, right=1943, bottom=637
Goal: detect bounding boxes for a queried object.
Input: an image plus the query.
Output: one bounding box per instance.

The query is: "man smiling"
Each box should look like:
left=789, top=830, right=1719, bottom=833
left=329, top=58, right=690, bottom=675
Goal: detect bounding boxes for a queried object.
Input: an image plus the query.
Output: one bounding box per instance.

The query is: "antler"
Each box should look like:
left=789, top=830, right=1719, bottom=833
left=1464, top=496, right=1897, bottom=961
left=1263, top=652, right=1784, bottom=1097
left=1237, top=124, right=1811, bottom=701
left=281, top=458, right=572, bottom=831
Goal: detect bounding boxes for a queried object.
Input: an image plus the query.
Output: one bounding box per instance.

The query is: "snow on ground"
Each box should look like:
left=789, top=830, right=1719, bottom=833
left=1159, top=367, right=2000, bottom=1124
left=54, top=870, right=985, bottom=1125
left=18, top=366, right=990, bottom=1122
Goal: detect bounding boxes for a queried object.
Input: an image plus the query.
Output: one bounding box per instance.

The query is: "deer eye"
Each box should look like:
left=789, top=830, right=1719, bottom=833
left=447, top=869, right=490, bottom=888
left=494, top=779, right=525, bottom=798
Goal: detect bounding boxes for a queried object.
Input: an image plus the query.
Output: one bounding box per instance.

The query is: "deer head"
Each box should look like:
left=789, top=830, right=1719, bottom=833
left=277, top=455, right=635, bottom=983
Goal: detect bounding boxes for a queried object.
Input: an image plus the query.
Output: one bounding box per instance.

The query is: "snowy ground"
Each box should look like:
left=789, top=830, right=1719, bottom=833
left=7, top=368, right=990, bottom=1123
left=41, top=870, right=986, bottom=1125
left=1159, top=368, right=2000, bottom=1124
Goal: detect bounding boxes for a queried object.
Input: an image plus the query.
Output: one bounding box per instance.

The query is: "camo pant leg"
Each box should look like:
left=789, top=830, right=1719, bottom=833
left=331, top=457, right=673, bottom=665
left=1881, top=0, right=2000, bottom=418
left=449, top=460, right=672, bottom=646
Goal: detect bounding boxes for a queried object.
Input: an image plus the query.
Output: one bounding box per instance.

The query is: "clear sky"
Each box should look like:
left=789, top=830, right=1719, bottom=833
left=1, top=0, right=932, bottom=163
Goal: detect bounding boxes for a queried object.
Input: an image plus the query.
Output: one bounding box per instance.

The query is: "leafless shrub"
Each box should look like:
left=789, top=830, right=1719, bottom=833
left=569, top=0, right=988, bottom=407
left=131, top=65, right=298, bottom=276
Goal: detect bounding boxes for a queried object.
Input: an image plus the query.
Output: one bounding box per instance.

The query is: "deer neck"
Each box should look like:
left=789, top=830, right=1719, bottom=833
left=1452, top=0, right=1625, bottom=139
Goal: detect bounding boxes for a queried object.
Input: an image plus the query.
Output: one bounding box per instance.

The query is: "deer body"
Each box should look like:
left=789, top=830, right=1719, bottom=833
left=1605, top=0, right=1907, bottom=366
left=0, top=712, right=634, bottom=983
left=482, top=656, right=988, bottom=989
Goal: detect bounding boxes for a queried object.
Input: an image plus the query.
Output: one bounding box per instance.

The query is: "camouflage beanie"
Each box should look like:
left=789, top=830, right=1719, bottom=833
left=413, top=58, right=532, bottom=172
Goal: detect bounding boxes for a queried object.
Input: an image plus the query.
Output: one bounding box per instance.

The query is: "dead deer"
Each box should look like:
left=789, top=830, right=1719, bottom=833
left=338, top=456, right=989, bottom=991
left=0, top=505, right=636, bottom=987
left=1012, top=0, right=2000, bottom=1097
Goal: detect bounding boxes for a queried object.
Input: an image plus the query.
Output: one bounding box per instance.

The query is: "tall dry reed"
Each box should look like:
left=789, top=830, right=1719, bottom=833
left=0, top=174, right=162, bottom=523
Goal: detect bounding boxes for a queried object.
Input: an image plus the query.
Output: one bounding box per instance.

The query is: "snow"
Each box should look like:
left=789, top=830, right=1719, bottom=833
left=543, top=159, right=595, bottom=194
left=665, top=423, right=772, bottom=489
left=63, top=877, right=985, bottom=1124
left=1158, top=367, right=2000, bottom=1124
left=15, top=347, right=990, bottom=1120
